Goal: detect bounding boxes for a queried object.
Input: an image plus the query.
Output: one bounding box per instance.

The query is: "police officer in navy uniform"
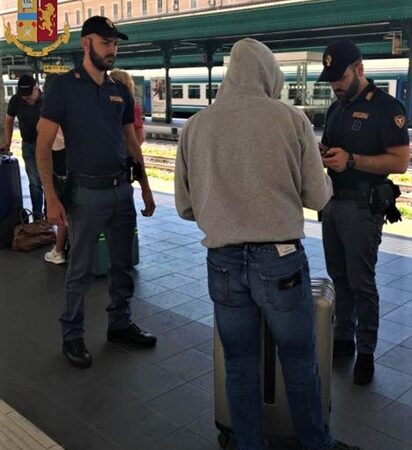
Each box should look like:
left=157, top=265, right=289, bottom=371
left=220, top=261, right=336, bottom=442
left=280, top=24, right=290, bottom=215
left=319, top=40, right=409, bottom=384
left=36, top=16, right=156, bottom=369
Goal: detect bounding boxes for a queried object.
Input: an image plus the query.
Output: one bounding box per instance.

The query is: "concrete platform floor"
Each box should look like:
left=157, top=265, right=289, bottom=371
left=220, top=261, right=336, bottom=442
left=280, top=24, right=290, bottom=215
left=1, top=171, right=412, bottom=449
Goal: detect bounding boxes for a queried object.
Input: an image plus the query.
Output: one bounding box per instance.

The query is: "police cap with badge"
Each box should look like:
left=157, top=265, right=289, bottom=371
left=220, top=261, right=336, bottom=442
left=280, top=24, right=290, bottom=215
left=81, top=16, right=129, bottom=40
left=318, top=40, right=361, bottom=82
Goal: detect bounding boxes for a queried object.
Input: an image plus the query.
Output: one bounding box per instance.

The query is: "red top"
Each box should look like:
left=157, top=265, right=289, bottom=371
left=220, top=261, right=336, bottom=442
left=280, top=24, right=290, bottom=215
left=134, top=103, right=143, bottom=130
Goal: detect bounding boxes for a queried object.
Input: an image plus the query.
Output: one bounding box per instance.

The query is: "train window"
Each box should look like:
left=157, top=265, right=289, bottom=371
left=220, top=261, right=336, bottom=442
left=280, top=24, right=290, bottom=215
left=375, top=82, right=389, bottom=94
left=313, top=83, right=331, bottom=100
left=288, top=83, right=298, bottom=100
left=188, top=85, right=200, bottom=99
left=206, top=84, right=219, bottom=99
left=172, top=85, right=183, bottom=99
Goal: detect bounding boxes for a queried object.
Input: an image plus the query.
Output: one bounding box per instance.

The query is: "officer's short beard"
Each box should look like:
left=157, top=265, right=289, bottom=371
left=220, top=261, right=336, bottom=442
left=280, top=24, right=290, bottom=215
left=89, top=40, right=115, bottom=71
left=335, top=70, right=360, bottom=101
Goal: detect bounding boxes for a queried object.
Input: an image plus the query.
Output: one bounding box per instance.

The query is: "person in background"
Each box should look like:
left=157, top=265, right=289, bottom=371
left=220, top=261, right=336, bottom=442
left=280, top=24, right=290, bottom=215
left=2, top=75, right=44, bottom=220
left=110, top=69, right=145, bottom=146
left=318, top=40, right=409, bottom=385
left=42, top=73, right=68, bottom=265
left=175, top=38, right=360, bottom=450
left=36, top=16, right=156, bottom=370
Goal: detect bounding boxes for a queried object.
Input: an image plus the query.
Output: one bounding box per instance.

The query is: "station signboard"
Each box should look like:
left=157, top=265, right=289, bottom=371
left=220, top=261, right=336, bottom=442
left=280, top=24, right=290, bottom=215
left=42, top=64, right=72, bottom=73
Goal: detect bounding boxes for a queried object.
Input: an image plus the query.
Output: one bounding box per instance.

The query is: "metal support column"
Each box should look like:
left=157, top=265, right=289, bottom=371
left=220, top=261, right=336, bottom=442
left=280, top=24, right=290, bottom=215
left=201, top=41, right=220, bottom=105
left=159, top=42, right=173, bottom=123
left=31, top=57, right=40, bottom=83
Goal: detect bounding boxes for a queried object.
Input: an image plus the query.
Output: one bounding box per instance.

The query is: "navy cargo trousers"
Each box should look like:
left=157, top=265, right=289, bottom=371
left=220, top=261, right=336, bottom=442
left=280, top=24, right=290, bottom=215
left=61, top=182, right=136, bottom=341
left=322, top=199, right=384, bottom=355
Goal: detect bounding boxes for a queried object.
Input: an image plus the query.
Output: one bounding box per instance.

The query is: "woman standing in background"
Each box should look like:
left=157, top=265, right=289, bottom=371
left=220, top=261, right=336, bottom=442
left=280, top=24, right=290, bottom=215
left=110, top=69, right=145, bottom=146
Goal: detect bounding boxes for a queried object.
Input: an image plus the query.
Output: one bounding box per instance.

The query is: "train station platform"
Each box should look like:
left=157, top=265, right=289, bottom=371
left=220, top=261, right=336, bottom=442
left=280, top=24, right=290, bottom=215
left=1, top=171, right=412, bottom=450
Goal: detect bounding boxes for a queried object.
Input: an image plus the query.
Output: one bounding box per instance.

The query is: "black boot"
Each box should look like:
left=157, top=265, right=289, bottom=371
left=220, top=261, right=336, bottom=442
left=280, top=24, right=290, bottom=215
left=333, top=340, right=355, bottom=357
left=353, top=353, right=374, bottom=385
left=107, top=323, right=157, bottom=347
left=62, top=338, right=92, bottom=369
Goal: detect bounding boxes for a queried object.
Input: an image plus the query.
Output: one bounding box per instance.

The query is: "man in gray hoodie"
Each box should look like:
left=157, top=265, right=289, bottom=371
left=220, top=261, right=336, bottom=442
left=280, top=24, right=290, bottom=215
left=175, top=38, right=360, bottom=450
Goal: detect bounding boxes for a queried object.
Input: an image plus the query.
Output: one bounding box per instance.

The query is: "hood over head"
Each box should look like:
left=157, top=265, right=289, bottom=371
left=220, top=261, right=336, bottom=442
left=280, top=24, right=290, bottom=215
left=219, top=38, right=284, bottom=99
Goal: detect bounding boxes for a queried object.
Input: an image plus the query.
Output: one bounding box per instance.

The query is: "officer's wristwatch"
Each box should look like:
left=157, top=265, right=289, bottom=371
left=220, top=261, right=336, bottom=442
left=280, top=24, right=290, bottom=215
left=346, top=153, right=356, bottom=170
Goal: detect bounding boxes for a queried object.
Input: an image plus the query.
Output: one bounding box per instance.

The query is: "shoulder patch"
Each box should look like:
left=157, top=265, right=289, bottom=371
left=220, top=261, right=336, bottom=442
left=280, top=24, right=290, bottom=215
left=352, top=112, right=369, bottom=120
left=394, top=115, right=406, bottom=128
left=365, top=91, right=375, bottom=101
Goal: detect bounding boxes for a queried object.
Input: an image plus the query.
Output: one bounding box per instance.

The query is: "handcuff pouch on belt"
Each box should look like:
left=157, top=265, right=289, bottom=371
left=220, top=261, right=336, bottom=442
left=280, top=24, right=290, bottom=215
left=126, top=158, right=143, bottom=182
left=53, top=172, right=73, bottom=208
left=369, top=179, right=402, bottom=223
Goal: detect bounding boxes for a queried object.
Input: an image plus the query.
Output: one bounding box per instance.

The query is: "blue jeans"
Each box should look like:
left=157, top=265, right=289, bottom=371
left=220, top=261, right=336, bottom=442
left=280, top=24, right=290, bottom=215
left=207, top=244, right=334, bottom=450
left=22, top=141, right=44, bottom=219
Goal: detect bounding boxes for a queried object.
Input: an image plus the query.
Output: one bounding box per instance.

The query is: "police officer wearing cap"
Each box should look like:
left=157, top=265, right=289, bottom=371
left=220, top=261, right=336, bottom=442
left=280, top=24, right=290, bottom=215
left=36, top=16, right=156, bottom=369
left=319, top=40, right=409, bottom=384
left=3, top=75, right=44, bottom=220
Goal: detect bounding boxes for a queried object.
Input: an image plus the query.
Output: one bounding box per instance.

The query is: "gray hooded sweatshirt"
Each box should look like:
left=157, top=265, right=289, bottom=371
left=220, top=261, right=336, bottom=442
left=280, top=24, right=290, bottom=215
left=175, top=38, right=332, bottom=248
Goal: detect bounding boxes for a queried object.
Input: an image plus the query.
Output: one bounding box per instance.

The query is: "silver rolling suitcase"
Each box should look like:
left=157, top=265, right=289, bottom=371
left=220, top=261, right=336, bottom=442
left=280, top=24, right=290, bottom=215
left=214, top=277, right=335, bottom=449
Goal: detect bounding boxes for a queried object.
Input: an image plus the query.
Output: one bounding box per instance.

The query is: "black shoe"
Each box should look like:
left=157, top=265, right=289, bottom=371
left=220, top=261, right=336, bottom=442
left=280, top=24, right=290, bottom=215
left=62, top=338, right=92, bottom=369
left=331, top=440, right=362, bottom=449
left=333, top=340, right=355, bottom=357
left=107, top=323, right=157, bottom=347
left=353, top=353, right=374, bottom=385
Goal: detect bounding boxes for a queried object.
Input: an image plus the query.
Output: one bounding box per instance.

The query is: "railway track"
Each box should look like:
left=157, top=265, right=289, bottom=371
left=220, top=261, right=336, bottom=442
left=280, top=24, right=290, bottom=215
left=144, top=154, right=176, bottom=171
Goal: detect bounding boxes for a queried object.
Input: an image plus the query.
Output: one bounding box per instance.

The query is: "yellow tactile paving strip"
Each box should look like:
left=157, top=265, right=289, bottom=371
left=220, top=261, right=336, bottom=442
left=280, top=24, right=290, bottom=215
left=0, top=400, right=63, bottom=450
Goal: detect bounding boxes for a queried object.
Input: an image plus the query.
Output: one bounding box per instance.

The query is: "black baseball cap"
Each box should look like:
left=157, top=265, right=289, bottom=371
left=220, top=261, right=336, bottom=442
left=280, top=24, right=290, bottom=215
left=318, top=40, right=362, bottom=82
left=17, top=75, right=36, bottom=96
left=81, top=16, right=128, bottom=40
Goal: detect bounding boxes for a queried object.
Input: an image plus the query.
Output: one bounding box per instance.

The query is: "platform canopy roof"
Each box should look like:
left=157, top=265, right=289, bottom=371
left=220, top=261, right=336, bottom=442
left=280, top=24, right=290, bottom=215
left=1, top=0, right=412, bottom=69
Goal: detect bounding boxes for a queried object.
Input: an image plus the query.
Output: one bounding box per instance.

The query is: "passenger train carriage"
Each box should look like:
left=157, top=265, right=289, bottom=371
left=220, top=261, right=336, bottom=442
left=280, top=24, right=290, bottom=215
left=135, top=58, right=409, bottom=125
left=3, top=59, right=409, bottom=127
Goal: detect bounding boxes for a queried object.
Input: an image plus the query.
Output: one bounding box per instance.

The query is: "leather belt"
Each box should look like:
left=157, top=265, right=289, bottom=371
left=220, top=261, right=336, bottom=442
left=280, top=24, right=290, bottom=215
left=73, top=171, right=127, bottom=190
left=332, top=189, right=357, bottom=201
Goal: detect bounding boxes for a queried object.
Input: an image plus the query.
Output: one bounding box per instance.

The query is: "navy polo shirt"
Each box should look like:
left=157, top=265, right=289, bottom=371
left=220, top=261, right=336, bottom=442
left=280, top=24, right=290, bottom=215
left=41, top=65, right=135, bottom=175
left=7, top=94, right=42, bottom=144
left=322, top=80, right=409, bottom=189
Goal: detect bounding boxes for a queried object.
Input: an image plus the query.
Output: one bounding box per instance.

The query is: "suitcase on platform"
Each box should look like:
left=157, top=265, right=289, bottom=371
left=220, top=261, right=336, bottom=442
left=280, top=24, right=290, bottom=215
left=93, top=227, right=139, bottom=276
left=0, top=156, right=23, bottom=248
left=214, top=277, right=335, bottom=449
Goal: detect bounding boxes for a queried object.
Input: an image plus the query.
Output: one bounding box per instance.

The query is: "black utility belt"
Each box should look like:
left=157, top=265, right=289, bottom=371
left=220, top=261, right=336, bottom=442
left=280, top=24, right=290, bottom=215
left=332, top=189, right=358, bottom=201
left=332, top=182, right=399, bottom=215
left=72, top=171, right=128, bottom=190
